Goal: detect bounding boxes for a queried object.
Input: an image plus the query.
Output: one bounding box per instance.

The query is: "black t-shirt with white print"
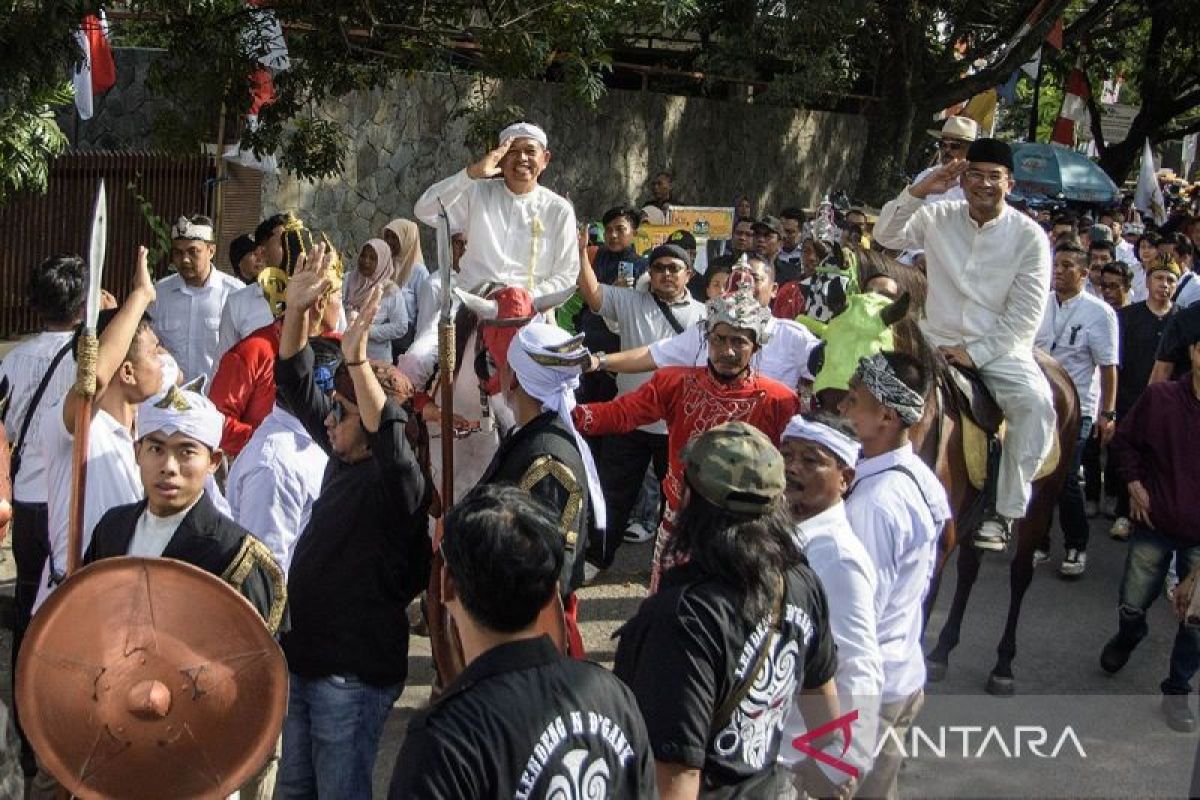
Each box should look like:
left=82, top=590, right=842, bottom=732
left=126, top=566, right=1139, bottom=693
left=388, top=635, right=657, bottom=799
left=613, top=561, right=837, bottom=798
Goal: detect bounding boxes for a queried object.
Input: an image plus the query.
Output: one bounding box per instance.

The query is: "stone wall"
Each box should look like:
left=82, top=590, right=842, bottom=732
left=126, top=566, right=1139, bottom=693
left=264, top=73, right=867, bottom=258
left=57, top=48, right=168, bottom=151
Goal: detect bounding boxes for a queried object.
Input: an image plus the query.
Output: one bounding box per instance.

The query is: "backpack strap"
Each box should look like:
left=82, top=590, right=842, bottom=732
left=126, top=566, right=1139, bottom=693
left=710, top=574, right=787, bottom=736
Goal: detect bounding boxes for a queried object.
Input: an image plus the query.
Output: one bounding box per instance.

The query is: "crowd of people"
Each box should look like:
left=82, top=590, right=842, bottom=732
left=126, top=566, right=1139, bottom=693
left=1, top=114, right=1200, bottom=798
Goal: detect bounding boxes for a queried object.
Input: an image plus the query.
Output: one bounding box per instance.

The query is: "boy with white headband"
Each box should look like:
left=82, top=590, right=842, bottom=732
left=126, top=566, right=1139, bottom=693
left=839, top=351, right=950, bottom=799
left=149, top=214, right=243, bottom=383
left=777, top=412, right=882, bottom=799
left=477, top=322, right=602, bottom=656
left=84, top=385, right=285, bottom=633
left=414, top=122, right=580, bottom=300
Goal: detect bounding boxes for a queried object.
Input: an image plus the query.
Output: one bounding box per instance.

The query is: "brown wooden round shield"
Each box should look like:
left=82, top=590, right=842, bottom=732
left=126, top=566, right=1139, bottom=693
left=16, top=557, right=288, bottom=799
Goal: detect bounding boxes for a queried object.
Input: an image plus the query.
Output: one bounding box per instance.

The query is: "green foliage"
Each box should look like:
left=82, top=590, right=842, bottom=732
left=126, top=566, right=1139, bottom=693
left=126, top=180, right=173, bottom=274
left=0, top=82, right=73, bottom=204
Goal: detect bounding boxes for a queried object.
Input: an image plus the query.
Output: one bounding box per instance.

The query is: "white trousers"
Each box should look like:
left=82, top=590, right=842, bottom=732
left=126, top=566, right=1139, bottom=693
left=975, top=353, right=1056, bottom=519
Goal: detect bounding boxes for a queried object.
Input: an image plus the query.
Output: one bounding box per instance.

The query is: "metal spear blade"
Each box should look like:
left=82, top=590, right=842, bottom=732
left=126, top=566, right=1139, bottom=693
left=85, top=180, right=107, bottom=332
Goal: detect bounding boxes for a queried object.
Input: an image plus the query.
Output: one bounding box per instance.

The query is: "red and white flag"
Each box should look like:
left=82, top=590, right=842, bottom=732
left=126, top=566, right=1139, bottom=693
left=225, top=1, right=290, bottom=172
left=73, top=12, right=116, bottom=120
left=1052, top=63, right=1091, bottom=146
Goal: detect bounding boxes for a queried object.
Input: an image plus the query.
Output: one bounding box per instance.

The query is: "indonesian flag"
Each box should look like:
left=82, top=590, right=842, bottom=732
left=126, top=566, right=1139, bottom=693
left=1052, top=64, right=1091, bottom=145
left=1135, top=138, right=1167, bottom=226
left=224, top=2, right=290, bottom=172
left=73, top=13, right=116, bottom=120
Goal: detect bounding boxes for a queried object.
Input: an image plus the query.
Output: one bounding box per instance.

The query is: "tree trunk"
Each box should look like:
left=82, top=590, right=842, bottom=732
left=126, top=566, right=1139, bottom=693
left=1098, top=134, right=1144, bottom=186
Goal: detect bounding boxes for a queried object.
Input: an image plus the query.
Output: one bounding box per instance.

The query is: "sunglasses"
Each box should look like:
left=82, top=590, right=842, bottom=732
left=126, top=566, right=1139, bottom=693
left=939, top=140, right=967, bottom=152
left=649, top=260, right=687, bottom=275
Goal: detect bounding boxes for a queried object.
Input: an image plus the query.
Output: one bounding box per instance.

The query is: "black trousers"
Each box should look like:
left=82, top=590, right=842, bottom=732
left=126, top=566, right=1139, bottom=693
left=10, top=500, right=50, bottom=759
left=588, top=430, right=668, bottom=568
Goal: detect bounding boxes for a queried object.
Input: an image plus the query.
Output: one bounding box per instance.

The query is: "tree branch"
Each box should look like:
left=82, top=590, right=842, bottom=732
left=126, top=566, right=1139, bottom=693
left=1061, top=0, right=1126, bottom=49
left=919, top=0, right=1074, bottom=109
left=1155, top=117, right=1200, bottom=143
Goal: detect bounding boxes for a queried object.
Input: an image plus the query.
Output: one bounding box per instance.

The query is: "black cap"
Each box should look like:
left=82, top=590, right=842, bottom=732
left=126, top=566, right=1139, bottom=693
left=667, top=229, right=697, bottom=251
left=966, top=138, right=1014, bottom=172
left=229, top=234, right=256, bottom=269
left=752, top=215, right=783, bottom=236
left=647, top=243, right=693, bottom=270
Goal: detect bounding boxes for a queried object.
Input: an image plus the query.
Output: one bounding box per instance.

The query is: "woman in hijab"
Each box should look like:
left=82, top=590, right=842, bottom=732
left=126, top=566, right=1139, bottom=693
left=382, top=219, right=431, bottom=352
left=343, top=238, right=409, bottom=362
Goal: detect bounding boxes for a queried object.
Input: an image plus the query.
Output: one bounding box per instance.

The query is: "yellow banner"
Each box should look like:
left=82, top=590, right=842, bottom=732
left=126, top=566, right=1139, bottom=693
left=633, top=224, right=675, bottom=256
left=668, top=206, right=735, bottom=240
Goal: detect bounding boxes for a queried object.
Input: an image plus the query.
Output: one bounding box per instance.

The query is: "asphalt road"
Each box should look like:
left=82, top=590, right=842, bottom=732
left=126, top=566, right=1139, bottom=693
left=2, top=515, right=1195, bottom=798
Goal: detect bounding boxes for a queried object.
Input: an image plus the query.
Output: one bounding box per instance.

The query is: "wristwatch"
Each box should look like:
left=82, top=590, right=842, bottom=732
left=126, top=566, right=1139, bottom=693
left=592, top=352, right=608, bottom=373
left=1101, top=411, right=1117, bottom=422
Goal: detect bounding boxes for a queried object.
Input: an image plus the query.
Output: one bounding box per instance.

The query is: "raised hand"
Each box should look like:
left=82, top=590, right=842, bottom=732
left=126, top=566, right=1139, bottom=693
left=286, top=242, right=334, bottom=312
left=466, top=138, right=513, bottom=180
left=131, top=246, right=156, bottom=303
left=911, top=159, right=968, bottom=199
left=341, top=284, right=383, bottom=364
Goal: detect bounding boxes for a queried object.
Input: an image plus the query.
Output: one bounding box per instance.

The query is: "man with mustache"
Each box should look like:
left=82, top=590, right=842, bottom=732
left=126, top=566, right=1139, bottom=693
left=573, top=275, right=800, bottom=590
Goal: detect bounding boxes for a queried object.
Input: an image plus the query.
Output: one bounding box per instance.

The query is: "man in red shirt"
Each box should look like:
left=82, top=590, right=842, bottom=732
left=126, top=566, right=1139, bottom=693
left=574, top=277, right=800, bottom=590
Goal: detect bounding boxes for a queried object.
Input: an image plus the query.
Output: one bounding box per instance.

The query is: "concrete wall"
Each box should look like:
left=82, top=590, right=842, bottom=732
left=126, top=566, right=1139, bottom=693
left=264, top=73, right=867, bottom=257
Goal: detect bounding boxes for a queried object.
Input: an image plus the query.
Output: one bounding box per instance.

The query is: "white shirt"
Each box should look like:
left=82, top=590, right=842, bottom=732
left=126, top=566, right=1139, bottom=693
left=1175, top=271, right=1200, bottom=309
left=649, top=317, right=819, bottom=391
left=414, top=169, right=580, bottom=298
left=400, top=263, right=431, bottom=331
left=1035, top=290, right=1119, bottom=418
left=129, top=501, right=197, bottom=558
left=34, top=402, right=142, bottom=612
left=217, top=282, right=273, bottom=360
left=1116, top=239, right=1137, bottom=266
left=149, top=268, right=244, bottom=382
left=227, top=407, right=327, bottom=574
left=875, top=190, right=1052, bottom=368
left=1131, top=264, right=1149, bottom=304
left=0, top=331, right=76, bottom=503
left=600, top=287, right=705, bottom=434
left=780, top=502, right=883, bottom=779
left=845, top=444, right=950, bottom=702
left=340, top=279, right=409, bottom=363
left=397, top=273, right=457, bottom=388
left=913, top=165, right=965, bottom=203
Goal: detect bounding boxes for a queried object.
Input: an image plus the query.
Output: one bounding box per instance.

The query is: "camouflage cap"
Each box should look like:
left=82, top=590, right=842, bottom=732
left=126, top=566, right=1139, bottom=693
left=682, top=421, right=785, bottom=515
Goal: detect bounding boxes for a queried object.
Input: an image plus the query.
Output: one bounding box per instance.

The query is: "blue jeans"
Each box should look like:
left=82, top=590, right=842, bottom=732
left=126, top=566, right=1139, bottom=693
left=1056, top=417, right=1093, bottom=552
left=276, top=673, right=402, bottom=800
left=1115, top=528, right=1200, bottom=695
left=631, top=463, right=663, bottom=531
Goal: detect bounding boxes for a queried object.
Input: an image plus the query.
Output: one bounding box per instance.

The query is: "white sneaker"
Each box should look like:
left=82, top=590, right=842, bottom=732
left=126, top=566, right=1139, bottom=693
left=1033, top=549, right=1050, bottom=567
left=623, top=522, right=655, bottom=543
left=1110, top=517, right=1132, bottom=540
left=1060, top=549, right=1087, bottom=577
left=973, top=517, right=1012, bottom=551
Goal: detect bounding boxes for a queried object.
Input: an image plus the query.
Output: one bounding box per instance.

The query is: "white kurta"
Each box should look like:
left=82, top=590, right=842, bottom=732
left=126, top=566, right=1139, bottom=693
left=227, top=407, right=327, bottom=574
left=845, top=444, right=950, bottom=702
left=649, top=317, right=820, bottom=391
left=0, top=331, right=76, bottom=503
left=875, top=189, right=1056, bottom=519
left=216, top=282, right=273, bottom=360
left=149, top=268, right=244, bottom=382
left=414, top=169, right=580, bottom=298
left=780, top=502, right=883, bottom=781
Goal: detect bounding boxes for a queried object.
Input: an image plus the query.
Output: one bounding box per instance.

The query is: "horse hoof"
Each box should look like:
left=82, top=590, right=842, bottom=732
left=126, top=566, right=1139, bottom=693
left=986, top=674, right=1015, bottom=696
left=926, top=660, right=948, bottom=683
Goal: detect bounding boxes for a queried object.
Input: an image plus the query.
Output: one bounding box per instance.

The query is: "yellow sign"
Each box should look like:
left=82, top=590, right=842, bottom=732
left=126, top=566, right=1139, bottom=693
left=668, top=206, right=735, bottom=240
left=633, top=224, right=675, bottom=256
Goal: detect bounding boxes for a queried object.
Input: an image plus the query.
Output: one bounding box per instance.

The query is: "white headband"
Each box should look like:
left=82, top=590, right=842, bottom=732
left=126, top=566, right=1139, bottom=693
left=171, top=216, right=214, bottom=242
left=506, top=323, right=605, bottom=530
left=782, top=416, right=860, bottom=467
left=499, top=122, right=548, bottom=148
left=138, top=385, right=224, bottom=452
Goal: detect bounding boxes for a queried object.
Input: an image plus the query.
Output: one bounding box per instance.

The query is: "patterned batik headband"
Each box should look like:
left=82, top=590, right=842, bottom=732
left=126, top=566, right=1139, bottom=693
left=854, top=353, right=925, bottom=425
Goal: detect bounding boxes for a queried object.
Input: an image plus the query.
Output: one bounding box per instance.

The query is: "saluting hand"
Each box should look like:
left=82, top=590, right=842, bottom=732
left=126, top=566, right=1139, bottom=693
left=467, top=138, right=514, bottom=180
left=911, top=160, right=968, bottom=199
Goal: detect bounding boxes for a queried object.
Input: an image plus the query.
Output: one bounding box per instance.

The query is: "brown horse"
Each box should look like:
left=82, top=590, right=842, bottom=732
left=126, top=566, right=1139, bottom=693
left=813, top=254, right=1081, bottom=695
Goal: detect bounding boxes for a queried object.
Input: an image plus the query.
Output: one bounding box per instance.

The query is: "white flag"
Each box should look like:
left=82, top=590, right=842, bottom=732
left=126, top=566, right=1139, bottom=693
left=1134, top=138, right=1167, bottom=226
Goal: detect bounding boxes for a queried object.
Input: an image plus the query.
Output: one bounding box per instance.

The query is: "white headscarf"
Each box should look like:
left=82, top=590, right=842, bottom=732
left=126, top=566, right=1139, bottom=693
left=499, top=122, right=549, bottom=148
left=505, top=323, right=606, bottom=530
left=138, top=385, right=224, bottom=452
left=782, top=415, right=860, bottom=467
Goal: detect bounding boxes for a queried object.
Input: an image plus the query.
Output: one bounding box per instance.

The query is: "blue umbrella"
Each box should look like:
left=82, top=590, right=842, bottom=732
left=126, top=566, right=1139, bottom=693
left=1010, top=142, right=1121, bottom=204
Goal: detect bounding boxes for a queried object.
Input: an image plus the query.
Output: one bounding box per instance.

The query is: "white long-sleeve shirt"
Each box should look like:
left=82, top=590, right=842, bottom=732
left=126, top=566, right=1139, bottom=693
left=413, top=169, right=580, bottom=298
left=0, top=331, right=76, bottom=503
left=149, top=268, right=244, bottom=382
left=217, top=282, right=273, bottom=360
left=875, top=189, right=1052, bottom=368
left=396, top=273, right=456, bottom=388
left=781, top=502, right=883, bottom=781
left=845, top=444, right=950, bottom=702
left=227, top=407, right=327, bottom=574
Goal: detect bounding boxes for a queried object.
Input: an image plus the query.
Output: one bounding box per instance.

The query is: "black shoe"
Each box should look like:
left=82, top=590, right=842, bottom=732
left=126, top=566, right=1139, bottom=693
left=1100, top=635, right=1136, bottom=674
left=1162, top=694, right=1196, bottom=733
